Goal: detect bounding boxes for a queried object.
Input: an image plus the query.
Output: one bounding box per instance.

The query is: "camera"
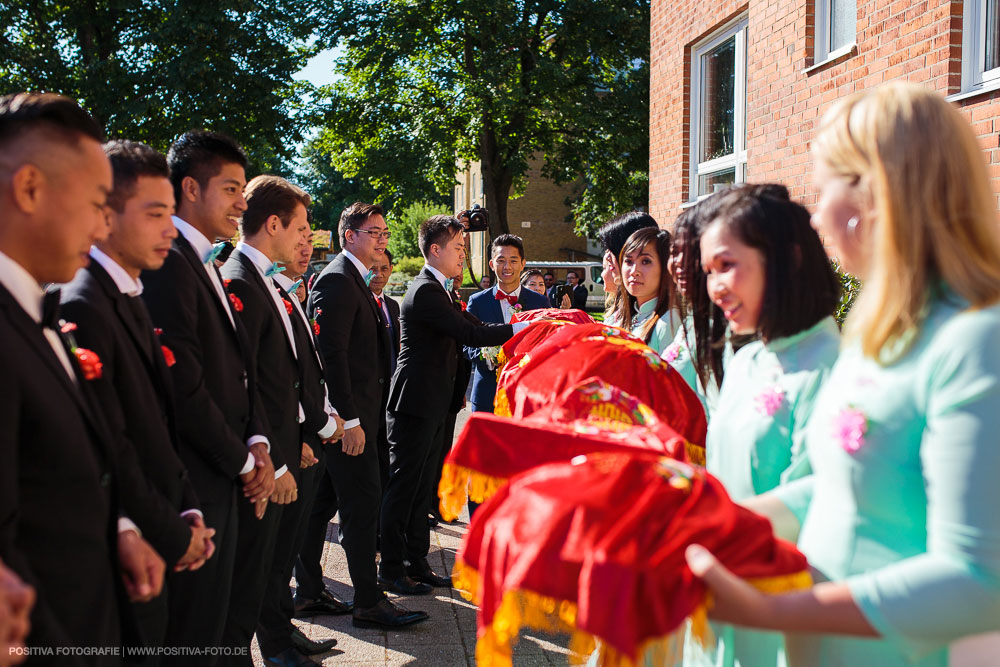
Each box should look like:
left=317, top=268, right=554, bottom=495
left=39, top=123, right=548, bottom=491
left=458, top=204, right=490, bottom=233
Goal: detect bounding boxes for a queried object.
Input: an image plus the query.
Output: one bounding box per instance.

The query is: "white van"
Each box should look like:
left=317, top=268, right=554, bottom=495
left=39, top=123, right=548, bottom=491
left=525, top=261, right=608, bottom=312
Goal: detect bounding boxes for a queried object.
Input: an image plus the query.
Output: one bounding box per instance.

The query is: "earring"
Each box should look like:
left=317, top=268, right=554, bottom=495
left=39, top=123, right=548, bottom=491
left=847, top=216, right=860, bottom=236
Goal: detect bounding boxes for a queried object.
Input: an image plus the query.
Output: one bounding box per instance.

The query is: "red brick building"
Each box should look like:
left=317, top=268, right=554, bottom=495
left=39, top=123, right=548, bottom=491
left=649, top=0, right=1000, bottom=223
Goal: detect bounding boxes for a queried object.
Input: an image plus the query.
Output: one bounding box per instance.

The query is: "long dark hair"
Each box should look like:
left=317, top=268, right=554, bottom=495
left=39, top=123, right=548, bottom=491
left=617, top=227, right=674, bottom=345
left=705, top=186, right=840, bottom=343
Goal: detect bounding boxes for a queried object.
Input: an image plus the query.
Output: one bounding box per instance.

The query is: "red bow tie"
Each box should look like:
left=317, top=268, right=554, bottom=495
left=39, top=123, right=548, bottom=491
left=495, top=290, right=518, bottom=306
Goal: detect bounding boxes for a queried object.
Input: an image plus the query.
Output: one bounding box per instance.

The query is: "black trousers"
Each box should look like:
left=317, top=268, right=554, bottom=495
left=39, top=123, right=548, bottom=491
left=162, top=488, right=238, bottom=667
left=427, top=410, right=459, bottom=517
left=297, top=422, right=384, bottom=608
left=257, top=441, right=326, bottom=657
left=379, top=410, right=445, bottom=578
left=220, top=492, right=283, bottom=666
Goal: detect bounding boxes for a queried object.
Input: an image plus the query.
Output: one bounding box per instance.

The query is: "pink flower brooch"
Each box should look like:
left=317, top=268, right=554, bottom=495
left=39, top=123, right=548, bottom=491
left=834, top=407, right=868, bottom=453
left=754, top=386, right=785, bottom=417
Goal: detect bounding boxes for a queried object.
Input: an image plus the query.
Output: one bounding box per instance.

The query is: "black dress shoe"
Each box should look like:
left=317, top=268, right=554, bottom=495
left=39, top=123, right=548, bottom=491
left=352, top=597, right=429, bottom=629
left=289, top=627, right=337, bottom=655
left=263, top=647, right=317, bottom=667
left=377, top=574, right=433, bottom=595
left=293, top=589, right=354, bottom=617
left=406, top=566, right=452, bottom=588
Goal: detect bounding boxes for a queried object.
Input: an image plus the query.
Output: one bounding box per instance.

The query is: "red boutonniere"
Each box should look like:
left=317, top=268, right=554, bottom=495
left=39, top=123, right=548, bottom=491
left=460, top=300, right=467, bottom=311
left=223, top=279, right=232, bottom=289
left=152, top=328, right=177, bottom=367
left=282, top=298, right=294, bottom=315
left=311, top=308, right=321, bottom=335
left=59, top=321, right=103, bottom=380
left=228, top=293, right=243, bottom=312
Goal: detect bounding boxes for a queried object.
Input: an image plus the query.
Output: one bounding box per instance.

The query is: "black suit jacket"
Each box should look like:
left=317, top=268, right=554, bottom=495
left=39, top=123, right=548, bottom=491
left=572, top=283, right=588, bottom=309
left=308, top=253, right=391, bottom=438
left=277, top=283, right=329, bottom=446
left=221, top=249, right=301, bottom=478
left=387, top=268, right=513, bottom=419
left=0, top=283, right=122, bottom=657
left=384, top=293, right=400, bottom=359
left=60, top=261, right=198, bottom=565
left=142, top=235, right=267, bottom=504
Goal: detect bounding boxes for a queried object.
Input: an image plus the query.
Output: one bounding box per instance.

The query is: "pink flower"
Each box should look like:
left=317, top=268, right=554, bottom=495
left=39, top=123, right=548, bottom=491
left=663, top=342, right=681, bottom=364
left=754, top=385, right=785, bottom=417
left=834, top=407, right=868, bottom=453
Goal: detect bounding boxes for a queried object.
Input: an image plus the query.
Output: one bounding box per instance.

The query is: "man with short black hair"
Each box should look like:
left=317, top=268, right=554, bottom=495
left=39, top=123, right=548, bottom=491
left=0, top=91, right=165, bottom=661
left=565, top=269, right=589, bottom=309
left=306, top=202, right=426, bottom=629
left=379, top=216, right=527, bottom=604
left=60, top=139, right=216, bottom=655
left=142, top=129, right=276, bottom=659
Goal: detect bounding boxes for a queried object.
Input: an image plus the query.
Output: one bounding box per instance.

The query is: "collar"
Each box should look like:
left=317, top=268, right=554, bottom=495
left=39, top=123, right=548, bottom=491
left=234, top=241, right=274, bottom=279
left=89, top=246, right=143, bottom=296
left=765, top=315, right=840, bottom=353
left=637, top=297, right=657, bottom=315
left=423, top=263, right=449, bottom=290
left=495, top=284, right=522, bottom=299
left=0, top=250, right=45, bottom=324
left=272, top=272, right=294, bottom=291
left=371, top=289, right=384, bottom=299
left=342, top=249, right=370, bottom=279
left=172, top=216, right=214, bottom=263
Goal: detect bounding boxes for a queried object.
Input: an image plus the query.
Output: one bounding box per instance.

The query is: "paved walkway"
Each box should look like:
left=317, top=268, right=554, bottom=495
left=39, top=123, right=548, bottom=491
left=253, top=407, right=574, bottom=666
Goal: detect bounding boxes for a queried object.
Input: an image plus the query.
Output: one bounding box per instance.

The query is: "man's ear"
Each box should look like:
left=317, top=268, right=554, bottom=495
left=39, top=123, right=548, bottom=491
left=181, top=175, right=200, bottom=203
left=266, top=214, right=282, bottom=236
left=9, top=163, right=44, bottom=214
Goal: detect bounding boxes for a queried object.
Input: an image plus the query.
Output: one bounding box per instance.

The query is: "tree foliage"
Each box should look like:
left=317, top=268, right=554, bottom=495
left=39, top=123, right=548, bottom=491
left=0, top=0, right=321, bottom=173
left=385, top=200, right=452, bottom=260
left=314, top=0, right=650, bottom=239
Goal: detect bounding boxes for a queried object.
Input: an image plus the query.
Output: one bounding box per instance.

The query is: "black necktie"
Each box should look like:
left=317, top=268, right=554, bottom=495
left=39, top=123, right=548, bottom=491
left=41, top=288, right=61, bottom=330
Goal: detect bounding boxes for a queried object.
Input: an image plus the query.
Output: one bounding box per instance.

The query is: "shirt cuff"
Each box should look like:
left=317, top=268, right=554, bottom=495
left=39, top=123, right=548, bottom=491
left=342, top=418, right=361, bottom=430
left=318, top=416, right=338, bottom=440
left=297, top=403, right=305, bottom=424
left=246, top=435, right=270, bottom=452
left=180, top=509, right=204, bottom=521
left=512, top=322, right=529, bottom=334
left=274, top=465, right=289, bottom=479
left=239, top=452, right=255, bottom=476
left=118, top=517, right=141, bottom=536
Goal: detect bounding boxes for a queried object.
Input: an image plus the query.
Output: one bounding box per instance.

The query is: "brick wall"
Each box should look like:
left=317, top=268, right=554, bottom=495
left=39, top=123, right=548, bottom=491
left=456, top=156, right=591, bottom=277
left=650, top=0, right=1000, bottom=224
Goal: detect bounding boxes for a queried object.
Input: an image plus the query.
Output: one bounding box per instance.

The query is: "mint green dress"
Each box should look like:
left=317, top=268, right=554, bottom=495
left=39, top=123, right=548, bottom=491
left=630, top=297, right=682, bottom=356
left=684, top=317, right=841, bottom=667
left=772, top=291, right=1000, bottom=665
left=663, top=315, right=730, bottom=421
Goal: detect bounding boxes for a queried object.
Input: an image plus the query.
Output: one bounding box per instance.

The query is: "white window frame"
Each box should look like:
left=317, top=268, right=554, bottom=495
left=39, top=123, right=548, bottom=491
left=814, top=0, right=857, bottom=63
left=689, top=15, right=748, bottom=202
left=962, top=0, right=1000, bottom=93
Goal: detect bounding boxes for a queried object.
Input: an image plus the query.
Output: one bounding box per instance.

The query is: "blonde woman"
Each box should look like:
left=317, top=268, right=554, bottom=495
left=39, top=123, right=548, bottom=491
left=687, top=83, right=1000, bottom=666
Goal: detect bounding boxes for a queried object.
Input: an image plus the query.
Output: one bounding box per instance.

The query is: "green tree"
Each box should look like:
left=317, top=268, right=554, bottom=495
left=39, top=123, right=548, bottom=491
left=299, top=140, right=379, bottom=238
left=314, top=0, right=650, bottom=239
left=385, top=200, right=452, bottom=260
left=1, top=0, right=321, bottom=173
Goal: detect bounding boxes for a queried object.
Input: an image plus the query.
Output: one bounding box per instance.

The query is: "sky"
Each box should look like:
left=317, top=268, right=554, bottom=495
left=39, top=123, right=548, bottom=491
left=294, top=47, right=342, bottom=87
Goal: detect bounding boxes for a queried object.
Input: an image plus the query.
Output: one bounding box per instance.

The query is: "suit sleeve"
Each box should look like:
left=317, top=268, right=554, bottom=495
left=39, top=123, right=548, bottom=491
left=309, top=272, right=360, bottom=422
left=412, top=284, right=513, bottom=348
left=60, top=298, right=192, bottom=566
left=223, top=277, right=284, bottom=472
left=141, top=253, right=250, bottom=479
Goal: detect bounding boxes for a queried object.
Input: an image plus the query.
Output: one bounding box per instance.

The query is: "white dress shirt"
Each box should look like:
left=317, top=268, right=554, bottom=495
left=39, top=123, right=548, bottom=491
left=171, top=216, right=268, bottom=475
left=424, top=263, right=529, bottom=333
left=494, top=284, right=522, bottom=324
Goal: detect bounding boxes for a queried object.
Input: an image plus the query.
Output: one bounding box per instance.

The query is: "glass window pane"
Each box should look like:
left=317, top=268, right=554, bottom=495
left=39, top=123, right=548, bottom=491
left=700, top=36, right=736, bottom=162
left=830, top=0, right=856, bottom=51
left=698, top=167, right=736, bottom=197
left=987, top=0, right=1000, bottom=71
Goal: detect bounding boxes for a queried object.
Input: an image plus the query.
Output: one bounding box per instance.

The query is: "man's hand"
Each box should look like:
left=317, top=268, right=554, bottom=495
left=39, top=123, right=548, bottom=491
left=0, top=558, right=34, bottom=667
left=240, top=442, right=276, bottom=502
left=174, top=515, right=216, bottom=572
left=559, top=293, right=572, bottom=309
left=342, top=424, right=365, bottom=456
left=300, top=443, right=319, bottom=469
left=271, top=470, right=298, bottom=505
left=118, top=531, right=165, bottom=603
left=254, top=498, right=268, bottom=520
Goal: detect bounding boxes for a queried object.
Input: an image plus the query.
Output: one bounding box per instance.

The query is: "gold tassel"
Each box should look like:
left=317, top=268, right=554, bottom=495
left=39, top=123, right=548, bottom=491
left=685, top=441, right=706, bottom=466
left=494, top=387, right=512, bottom=417
left=437, top=463, right=509, bottom=522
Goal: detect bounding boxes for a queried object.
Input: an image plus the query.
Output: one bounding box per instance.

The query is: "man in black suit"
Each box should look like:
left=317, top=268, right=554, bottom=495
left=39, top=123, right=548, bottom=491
left=142, top=131, right=276, bottom=661
left=368, top=247, right=400, bottom=491
left=59, top=139, right=216, bottom=655
left=566, top=269, right=589, bottom=309
left=379, top=216, right=528, bottom=599
left=305, top=203, right=426, bottom=629
left=219, top=175, right=326, bottom=665
left=0, top=92, right=166, bottom=663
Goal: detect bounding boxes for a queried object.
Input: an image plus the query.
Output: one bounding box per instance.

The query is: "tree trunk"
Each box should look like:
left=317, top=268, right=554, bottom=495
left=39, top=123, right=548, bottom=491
left=479, top=121, right=512, bottom=239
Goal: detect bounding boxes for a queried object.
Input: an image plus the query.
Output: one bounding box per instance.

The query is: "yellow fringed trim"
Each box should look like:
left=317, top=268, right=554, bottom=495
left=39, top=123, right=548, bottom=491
left=685, top=441, right=706, bottom=466
left=495, top=347, right=509, bottom=382
left=459, top=557, right=810, bottom=667
left=436, top=462, right=508, bottom=522
left=494, top=386, right=512, bottom=417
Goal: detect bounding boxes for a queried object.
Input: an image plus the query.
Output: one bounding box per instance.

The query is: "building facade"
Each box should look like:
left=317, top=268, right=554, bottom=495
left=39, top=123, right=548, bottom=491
left=650, top=0, right=1000, bottom=222
left=455, top=157, right=596, bottom=279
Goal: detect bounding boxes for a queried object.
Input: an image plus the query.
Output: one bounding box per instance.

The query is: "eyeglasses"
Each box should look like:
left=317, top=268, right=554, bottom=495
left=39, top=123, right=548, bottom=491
left=354, top=228, right=392, bottom=240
